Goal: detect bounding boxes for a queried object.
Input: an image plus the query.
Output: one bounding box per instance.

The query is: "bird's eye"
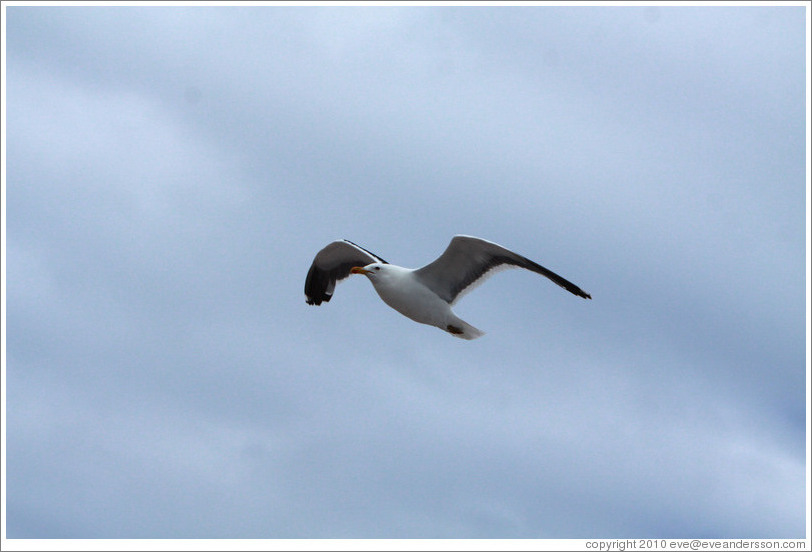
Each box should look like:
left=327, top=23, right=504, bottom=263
left=374, top=266, right=380, bottom=271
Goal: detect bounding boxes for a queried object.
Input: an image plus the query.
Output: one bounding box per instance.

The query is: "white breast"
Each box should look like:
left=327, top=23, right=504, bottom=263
left=370, top=267, right=453, bottom=327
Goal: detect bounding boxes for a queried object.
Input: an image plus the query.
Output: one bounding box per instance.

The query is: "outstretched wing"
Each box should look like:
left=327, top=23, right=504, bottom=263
left=413, top=235, right=591, bottom=305
left=304, top=240, right=388, bottom=305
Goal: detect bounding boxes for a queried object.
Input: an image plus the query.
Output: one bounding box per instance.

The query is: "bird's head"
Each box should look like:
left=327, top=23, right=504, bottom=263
left=350, top=263, right=384, bottom=279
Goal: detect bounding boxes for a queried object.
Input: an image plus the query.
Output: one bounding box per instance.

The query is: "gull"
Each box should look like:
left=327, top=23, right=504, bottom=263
left=304, top=235, right=591, bottom=339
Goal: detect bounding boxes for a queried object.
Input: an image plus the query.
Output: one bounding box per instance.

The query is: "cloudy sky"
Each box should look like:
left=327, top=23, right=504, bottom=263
left=3, top=3, right=808, bottom=541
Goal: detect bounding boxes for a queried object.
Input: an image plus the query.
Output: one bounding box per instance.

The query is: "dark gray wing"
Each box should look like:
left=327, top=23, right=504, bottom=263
left=304, top=240, right=388, bottom=305
left=413, top=235, right=591, bottom=305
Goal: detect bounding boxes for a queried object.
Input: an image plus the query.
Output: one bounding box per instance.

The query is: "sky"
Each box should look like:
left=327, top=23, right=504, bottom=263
left=2, top=2, right=809, bottom=542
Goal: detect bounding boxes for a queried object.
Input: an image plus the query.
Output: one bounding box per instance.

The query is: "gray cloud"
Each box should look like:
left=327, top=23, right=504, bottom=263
left=4, top=5, right=807, bottom=540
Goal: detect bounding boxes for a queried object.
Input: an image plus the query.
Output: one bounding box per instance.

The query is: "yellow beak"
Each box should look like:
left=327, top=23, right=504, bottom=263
left=351, top=266, right=372, bottom=275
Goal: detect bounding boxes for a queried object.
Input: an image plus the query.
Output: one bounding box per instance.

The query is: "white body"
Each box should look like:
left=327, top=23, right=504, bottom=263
left=362, top=264, right=484, bottom=339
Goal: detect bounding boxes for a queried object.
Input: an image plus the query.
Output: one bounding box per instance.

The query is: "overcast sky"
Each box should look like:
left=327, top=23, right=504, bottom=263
left=4, top=3, right=808, bottom=541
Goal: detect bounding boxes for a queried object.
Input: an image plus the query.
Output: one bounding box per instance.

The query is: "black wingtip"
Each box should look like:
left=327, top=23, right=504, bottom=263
left=304, top=261, right=334, bottom=306
left=305, top=293, right=331, bottom=306
left=539, top=266, right=592, bottom=300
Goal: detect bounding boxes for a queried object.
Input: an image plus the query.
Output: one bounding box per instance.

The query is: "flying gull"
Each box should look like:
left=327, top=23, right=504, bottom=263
left=304, top=235, right=591, bottom=339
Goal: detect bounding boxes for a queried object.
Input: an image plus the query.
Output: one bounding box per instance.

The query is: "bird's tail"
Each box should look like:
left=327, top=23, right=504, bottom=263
left=444, top=317, right=485, bottom=340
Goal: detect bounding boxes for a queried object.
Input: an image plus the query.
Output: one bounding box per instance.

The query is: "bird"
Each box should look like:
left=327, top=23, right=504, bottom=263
left=304, top=235, right=591, bottom=339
